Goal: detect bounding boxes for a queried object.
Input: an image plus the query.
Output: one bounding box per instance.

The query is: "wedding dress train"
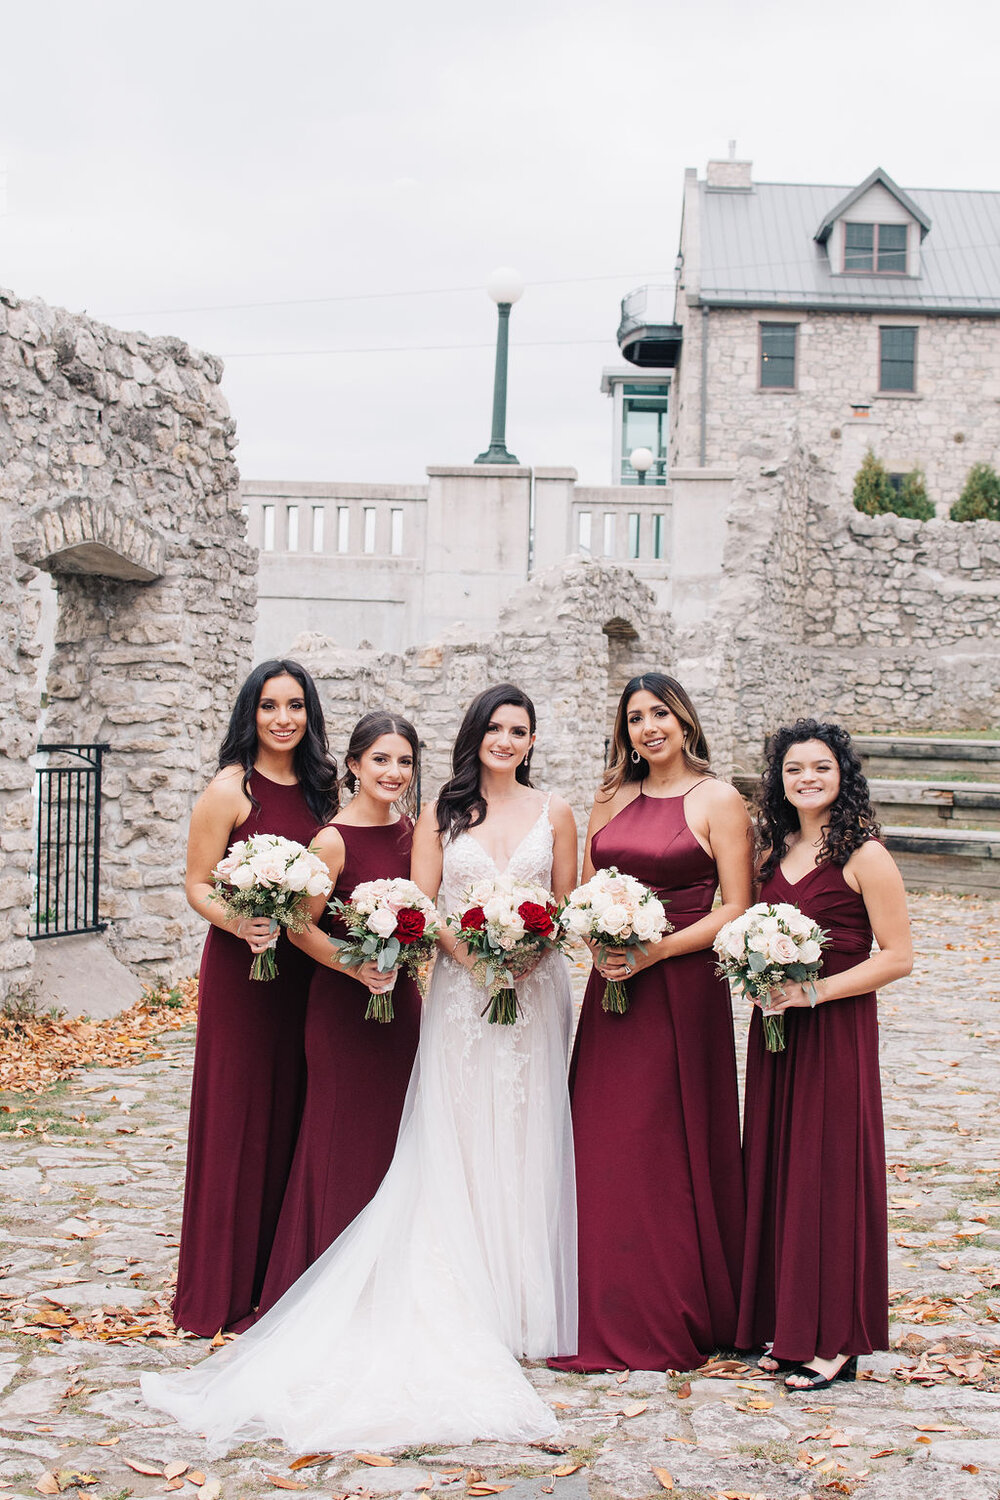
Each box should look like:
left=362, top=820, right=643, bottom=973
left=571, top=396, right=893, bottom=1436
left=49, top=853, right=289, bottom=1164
left=142, top=802, right=576, bottom=1452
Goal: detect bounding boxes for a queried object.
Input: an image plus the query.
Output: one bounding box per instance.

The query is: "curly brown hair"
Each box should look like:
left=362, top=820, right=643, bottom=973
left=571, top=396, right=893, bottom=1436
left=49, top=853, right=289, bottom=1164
left=757, top=719, right=880, bottom=882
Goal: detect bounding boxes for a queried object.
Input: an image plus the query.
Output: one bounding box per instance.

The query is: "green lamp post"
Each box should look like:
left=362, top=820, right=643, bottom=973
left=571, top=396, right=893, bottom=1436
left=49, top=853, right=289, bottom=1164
left=475, top=266, right=524, bottom=465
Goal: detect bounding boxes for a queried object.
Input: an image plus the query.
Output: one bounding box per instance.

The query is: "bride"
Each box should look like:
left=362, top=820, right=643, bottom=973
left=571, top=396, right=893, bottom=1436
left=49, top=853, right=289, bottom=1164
left=142, top=684, right=578, bottom=1451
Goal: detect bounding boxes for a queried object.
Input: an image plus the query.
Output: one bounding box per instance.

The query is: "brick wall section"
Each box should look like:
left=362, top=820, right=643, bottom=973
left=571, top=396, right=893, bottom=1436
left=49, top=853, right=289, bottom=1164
left=0, top=288, right=252, bottom=999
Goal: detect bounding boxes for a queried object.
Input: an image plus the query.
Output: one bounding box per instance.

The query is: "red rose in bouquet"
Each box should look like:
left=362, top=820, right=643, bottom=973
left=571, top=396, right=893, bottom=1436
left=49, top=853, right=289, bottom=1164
left=395, top=907, right=427, bottom=945
left=461, top=905, right=488, bottom=931
left=518, top=900, right=555, bottom=937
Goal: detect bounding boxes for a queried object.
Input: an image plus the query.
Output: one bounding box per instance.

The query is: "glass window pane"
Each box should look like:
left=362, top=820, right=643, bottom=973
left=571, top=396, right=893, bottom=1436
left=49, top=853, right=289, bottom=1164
left=262, top=504, right=275, bottom=552
left=337, top=506, right=350, bottom=553
left=628, top=513, right=640, bottom=559
left=877, top=223, right=907, bottom=273
left=363, top=507, right=377, bottom=554
left=286, top=505, right=299, bottom=551
left=390, top=507, right=403, bottom=556
left=312, top=505, right=325, bottom=552
left=578, top=511, right=592, bottom=553
left=622, top=387, right=668, bottom=485
left=652, top=513, right=665, bottom=560
left=880, top=327, right=916, bottom=391
left=603, top=513, right=615, bottom=557
left=844, top=222, right=874, bottom=271
left=760, top=323, right=796, bottom=388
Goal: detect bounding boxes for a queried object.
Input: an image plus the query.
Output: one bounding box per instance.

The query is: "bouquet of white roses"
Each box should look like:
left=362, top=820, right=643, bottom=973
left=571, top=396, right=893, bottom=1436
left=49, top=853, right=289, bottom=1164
left=327, top=877, right=441, bottom=1022
left=212, top=834, right=333, bottom=981
left=447, top=875, right=563, bottom=1025
left=560, top=866, right=671, bottom=1014
left=713, top=901, right=828, bottom=1052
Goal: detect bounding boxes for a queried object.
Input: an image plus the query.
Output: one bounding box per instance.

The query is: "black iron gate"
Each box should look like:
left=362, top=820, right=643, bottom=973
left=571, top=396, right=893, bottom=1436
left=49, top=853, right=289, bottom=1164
left=31, top=743, right=109, bottom=940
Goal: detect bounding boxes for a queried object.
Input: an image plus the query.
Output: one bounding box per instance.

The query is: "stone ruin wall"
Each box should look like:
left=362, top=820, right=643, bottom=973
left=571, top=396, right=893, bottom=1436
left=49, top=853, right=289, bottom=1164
left=288, top=558, right=672, bottom=826
left=0, top=287, right=253, bottom=1003
left=690, top=444, right=1000, bottom=774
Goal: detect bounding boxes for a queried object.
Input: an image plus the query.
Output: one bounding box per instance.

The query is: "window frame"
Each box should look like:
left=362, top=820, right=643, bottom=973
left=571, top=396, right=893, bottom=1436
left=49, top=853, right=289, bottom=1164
left=758, top=321, right=798, bottom=391
left=842, top=221, right=909, bottom=276
left=879, top=325, right=918, bottom=393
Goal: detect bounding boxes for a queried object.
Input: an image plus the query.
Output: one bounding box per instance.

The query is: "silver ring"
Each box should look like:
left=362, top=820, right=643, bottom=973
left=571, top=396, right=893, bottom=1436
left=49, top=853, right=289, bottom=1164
left=623, top=961, right=632, bottom=974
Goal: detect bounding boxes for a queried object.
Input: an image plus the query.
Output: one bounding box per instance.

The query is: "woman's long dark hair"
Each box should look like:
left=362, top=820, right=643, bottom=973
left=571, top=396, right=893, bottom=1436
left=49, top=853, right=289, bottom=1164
left=341, top=711, right=421, bottom=817
left=602, top=673, right=712, bottom=796
left=435, top=684, right=536, bottom=839
left=218, top=658, right=339, bottom=826
left=757, top=718, right=880, bottom=881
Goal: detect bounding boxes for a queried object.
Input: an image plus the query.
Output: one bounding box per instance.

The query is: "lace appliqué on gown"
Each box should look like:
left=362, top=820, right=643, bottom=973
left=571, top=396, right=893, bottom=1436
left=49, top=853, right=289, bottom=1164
left=142, top=797, right=577, bottom=1453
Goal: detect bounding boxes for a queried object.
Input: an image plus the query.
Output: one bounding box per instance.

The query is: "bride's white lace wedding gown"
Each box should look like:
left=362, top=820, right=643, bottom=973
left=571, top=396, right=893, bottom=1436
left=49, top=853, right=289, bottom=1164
left=142, top=800, right=576, bottom=1452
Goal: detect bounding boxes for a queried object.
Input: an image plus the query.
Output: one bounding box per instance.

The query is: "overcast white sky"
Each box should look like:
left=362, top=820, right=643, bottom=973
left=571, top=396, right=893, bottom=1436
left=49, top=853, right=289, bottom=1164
left=2, top=0, right=998, bottom=486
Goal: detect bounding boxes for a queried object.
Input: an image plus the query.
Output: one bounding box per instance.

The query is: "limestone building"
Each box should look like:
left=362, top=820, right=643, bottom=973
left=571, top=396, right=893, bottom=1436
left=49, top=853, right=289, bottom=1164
left=619, top=161, right=1000, bottom=505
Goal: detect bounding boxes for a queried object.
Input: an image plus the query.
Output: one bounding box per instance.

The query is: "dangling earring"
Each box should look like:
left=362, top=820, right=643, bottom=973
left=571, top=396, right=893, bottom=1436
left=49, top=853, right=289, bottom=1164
left=631, top=749, right=642, bottom=765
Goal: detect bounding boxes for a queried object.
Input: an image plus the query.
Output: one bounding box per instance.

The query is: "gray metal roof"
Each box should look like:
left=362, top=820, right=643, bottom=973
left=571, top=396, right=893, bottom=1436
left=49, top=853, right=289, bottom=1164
left=697, top=176, right=1000, bottom=313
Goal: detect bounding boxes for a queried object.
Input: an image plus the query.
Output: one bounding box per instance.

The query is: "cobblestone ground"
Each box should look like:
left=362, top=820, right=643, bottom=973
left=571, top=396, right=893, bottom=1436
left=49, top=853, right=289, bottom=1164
left=2, top=892, right=1000, bottom=1500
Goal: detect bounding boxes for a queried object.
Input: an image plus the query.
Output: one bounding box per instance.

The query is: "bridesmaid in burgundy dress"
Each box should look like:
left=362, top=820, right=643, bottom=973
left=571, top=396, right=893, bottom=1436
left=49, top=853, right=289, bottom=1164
left=257, top=712, right=422, bottom=1314
left=550, top=674, right=753, bottom=1373
left=737, top=720, right=912, bottom=1389
left=174, top=660, right=338, bottom=1336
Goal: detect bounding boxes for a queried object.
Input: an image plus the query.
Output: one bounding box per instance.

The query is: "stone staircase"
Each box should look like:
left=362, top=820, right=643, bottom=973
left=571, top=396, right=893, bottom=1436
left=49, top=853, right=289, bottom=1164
left=735, top=734, right=1000, bottom=896
left=853, top=734, right=1000, bottom=895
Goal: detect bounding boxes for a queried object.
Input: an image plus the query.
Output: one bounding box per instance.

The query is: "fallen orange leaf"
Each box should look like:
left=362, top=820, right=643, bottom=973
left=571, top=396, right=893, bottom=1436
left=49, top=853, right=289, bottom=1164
left=162, top=1463, right=188, bottom=1481
left=620, top=1401, right=648, bottom=1418
left=124, top=1462, right=163, bottom=1478
left=34, top=1477, right=60, bottom=1497
left=355, top=1455, right=395, bottom=1468
left=187, top=1474, right=206, bottom=1487
left=264, top=1477, right=308, bottom=1491
left=550, top=1466, right=581, bottom=1477
left=651, top=1469, right=673, bottom=1491
left=288, top=1455, right=335, bottom=1471
left=675, top=1381, right=691, bottom=1399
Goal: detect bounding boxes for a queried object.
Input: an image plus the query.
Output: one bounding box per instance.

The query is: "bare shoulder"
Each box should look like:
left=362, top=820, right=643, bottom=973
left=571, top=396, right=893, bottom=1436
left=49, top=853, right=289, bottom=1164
left=593, top=780, right=636, bottom=812
left=199, top=765, right=249, bottom=813
left=547, top=792, right=577, bottom=832
left=413, top=801, right=443, bottom=840
left=312, top=822, right=346, bottom=857
left=693, top=778, right=750, bottom=817
left=844, top=838, right=902, bottom=887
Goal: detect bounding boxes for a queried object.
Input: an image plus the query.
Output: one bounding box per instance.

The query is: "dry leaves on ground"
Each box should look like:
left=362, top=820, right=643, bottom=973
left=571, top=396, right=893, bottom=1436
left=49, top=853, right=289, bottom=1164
left=0, top=980, right=198, bottom=1095
left=893, top=1345, right=999, bottom=1385
left=0, top=1296, right=191, bottom=1344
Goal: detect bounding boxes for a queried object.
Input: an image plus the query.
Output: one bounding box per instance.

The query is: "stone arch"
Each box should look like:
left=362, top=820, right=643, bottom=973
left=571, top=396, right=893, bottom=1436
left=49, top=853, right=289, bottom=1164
left=16, top=492, right=166, bottom=583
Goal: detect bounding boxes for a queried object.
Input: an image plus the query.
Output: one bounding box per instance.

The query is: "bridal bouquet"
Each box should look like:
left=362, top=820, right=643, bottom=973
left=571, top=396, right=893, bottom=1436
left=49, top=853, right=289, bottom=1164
left=327, top=878, right=441, bottom=1022
left=713, top=902, right=827, bottom=1052
left=448, top=876, right=563, bottom=1025
left=560, top=867, right=671, bottom=1014
left=211, top=834, right=333, bottom=981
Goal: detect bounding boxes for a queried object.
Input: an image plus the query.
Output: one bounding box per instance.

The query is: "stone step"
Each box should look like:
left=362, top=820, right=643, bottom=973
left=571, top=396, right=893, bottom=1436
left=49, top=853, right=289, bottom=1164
left=883, top=824, right=1000, bottom=895
left=869, top=778, right=1000, bottom=831
left=853, top=734, right=1000, bottom=783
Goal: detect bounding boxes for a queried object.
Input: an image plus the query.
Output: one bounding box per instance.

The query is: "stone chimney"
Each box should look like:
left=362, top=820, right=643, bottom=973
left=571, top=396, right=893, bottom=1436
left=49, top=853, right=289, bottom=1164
left=706, top=159, right=752, bottom=190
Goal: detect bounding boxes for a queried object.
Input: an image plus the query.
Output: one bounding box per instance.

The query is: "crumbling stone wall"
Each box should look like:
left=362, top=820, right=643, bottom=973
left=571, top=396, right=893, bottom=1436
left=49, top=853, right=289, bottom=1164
left=290, top=557, right=673, bottom=821
left=0, top=287, right=252, bottom=1001
left=684, top=445, right=1000, bottom=773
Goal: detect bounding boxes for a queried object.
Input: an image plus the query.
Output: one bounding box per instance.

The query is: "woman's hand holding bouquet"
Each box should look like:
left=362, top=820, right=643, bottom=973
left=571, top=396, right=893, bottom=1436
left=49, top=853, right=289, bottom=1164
left=327, top=878, right=441, bottom=1022
left=713, top=901, right=828, bottom=1051
left=560, top=867, right=671, bottom=1014
left=448, top=876, right=563, bottom=1024
left=211, top=835, right=333, bottom=981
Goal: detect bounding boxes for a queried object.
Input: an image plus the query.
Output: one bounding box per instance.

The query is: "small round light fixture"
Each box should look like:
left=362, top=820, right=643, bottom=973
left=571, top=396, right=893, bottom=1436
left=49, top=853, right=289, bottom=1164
left=486, top=266, right=524, bottom=306
left=629, top=447, right=654, bottom=484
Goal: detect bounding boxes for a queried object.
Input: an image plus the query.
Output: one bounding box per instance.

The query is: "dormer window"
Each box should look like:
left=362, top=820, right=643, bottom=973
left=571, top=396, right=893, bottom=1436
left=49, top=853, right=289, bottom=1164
left=844, top=222, right=908, bottom=274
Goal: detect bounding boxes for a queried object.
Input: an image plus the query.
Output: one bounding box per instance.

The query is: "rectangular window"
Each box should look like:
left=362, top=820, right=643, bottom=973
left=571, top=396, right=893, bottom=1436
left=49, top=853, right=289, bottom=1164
left=652, top=513, right=665, bottom=560
left=628, top=513, right=640, bottom=559
left=390, top=507, right=403, bottom=556
left=285, top=505, right=299, bottom=551
left=844, top=221, right=875, bottom=272
left=602, top=513, right=616, bottom=557
left=577, top=511, right=592, bottom=553
left=877, top=223, right=907, bottom=273
left=261, top=504, right=275, bottom=552
left=337, top=506, right=350, bottom=553
left=363, top=506, right=377, bottom=554
left=759, top=322, right=796, bottom=388
left=844, top=221, right=908, bottom=274
left=311, top=505, right=325, bottom=552
left=880, top=326, right=917, bottom=391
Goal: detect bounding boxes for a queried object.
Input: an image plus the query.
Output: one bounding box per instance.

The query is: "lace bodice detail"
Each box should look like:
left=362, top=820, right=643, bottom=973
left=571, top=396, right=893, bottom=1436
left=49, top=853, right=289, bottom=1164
left=440, top=794, right=555, bottom=910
